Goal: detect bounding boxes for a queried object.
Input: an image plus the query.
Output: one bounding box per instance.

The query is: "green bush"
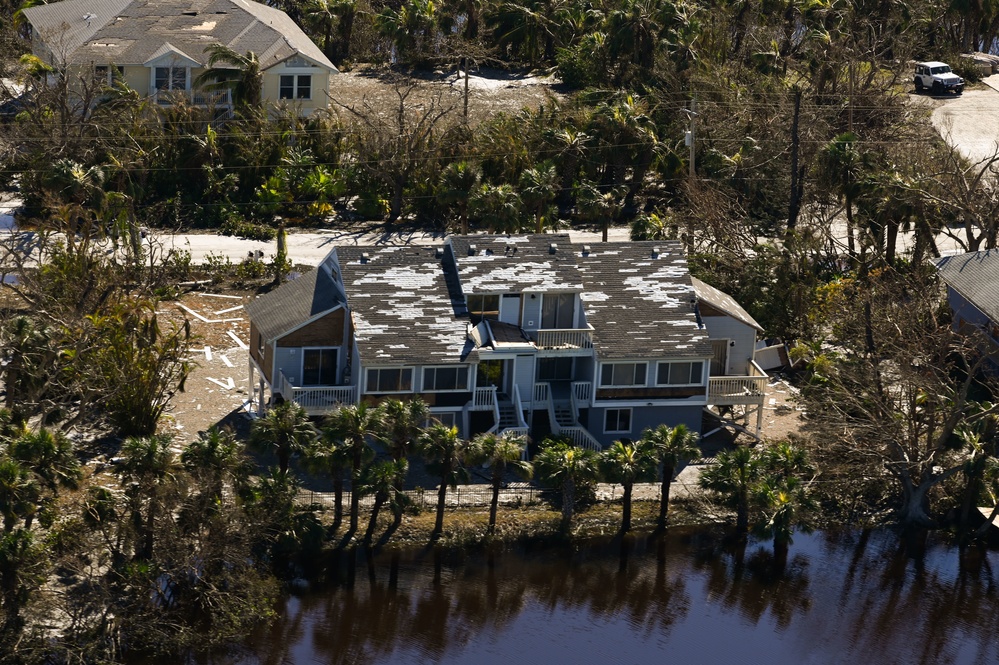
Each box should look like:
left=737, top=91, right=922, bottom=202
left=220, top=218, right=277, bottom=241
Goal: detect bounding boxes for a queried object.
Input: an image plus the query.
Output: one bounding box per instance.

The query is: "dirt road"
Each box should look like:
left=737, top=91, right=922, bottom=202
left=929, top=80, right=999, bottom=165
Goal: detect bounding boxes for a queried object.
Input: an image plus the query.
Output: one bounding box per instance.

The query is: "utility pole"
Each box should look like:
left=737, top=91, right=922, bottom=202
left=684, top=97, right=697, bottom=178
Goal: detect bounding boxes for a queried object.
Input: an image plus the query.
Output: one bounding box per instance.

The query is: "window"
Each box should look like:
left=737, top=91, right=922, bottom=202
left=467, top=294, right=499, bottom=322
left=422, top=366, right=469, bottom=391
left=537, top=357, right=573, bottom=382
left=656, top=361, right=704, bottom=386
left=279, top=74, right=312, bottom=100
left=302, top=348, right=337, bottom=386
left=366, top=367, right=413, bottom=393
left=431, top=412, right=457, bottom=427
left=605, top=408, right=632, bottom=433
left=154, top=66, right=186, bottom=91
left=600, top=363, right=647, bottom=387
left=541, top=293, right=575, bottom=329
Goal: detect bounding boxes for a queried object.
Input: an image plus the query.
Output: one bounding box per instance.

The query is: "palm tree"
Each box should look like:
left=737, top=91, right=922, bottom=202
left=419, top=424, right=470, bottom=539
left=359, top=459, right=408, bottom=544
left=469, top=183, right=524, bottom=233
left=194, top=44, right=263, bottom=111
left=753, top=474, right=814, bottom=567
left=600, top=439, right=656, bottom=532
left=699, top=445, right=760, bottom=535
left=467, top=432, right=532, bottom=534
left=0, top=527, right=42, bottom=631
left=181, top=426, right=247, bottom=505
left=325, top=403, right=383, bottom=533
left=534, top=440, right=600, bottom=532
left=381, top=398, right=429, bottom=526
left=117, top=435, right=181, bottom=559
left=438, top=161, right=481, bottom=234
left=817, top=132, right=867, bottom=260
left=305, top=424, right=353, bottom=532
left=250, top=402, right=317, bottom=476
left=10, top=428, right=81, bottom=529
left=519, top=161, right=559, bottom=233
left=0, top=458, right=38, bottom=533
left=641, top=424, right=700, bottom=529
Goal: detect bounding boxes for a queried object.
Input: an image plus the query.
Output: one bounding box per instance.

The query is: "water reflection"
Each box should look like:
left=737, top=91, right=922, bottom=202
left=217, top=529, right=999, bottom=665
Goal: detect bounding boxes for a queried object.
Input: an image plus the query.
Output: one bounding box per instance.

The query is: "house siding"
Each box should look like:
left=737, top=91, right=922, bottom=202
left=277, top=309, right=345, bottom=347
left=698, top=315, right=756, bottom=375
left=586, top=404, right=703, bottom=447
left=522, top=292, right=542, bottom=331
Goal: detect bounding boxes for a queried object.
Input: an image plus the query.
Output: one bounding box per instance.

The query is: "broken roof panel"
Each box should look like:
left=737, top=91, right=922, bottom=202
left=577, top=241, right=711, bottom=359
left=339, top=246, right=476, bottom=365
left=448, top=234, right=584, bottom=293
left=23, top=0, right=337, bottom=71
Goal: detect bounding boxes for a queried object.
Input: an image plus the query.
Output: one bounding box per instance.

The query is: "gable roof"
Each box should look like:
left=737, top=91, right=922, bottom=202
left=245, top=265, right=344, bottom=342
left=691, top=276, right=763, bottom=332
left=23, top=0, right=337, bottom=71
left=936, top=250, right=999, bottom=322
left=576, top=241, right=712, bottom=359
left=338, top=246, right=476, bottom=365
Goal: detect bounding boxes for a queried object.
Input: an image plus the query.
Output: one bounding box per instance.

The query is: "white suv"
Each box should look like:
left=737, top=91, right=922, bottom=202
left=914, top=61, right=964, bottom=94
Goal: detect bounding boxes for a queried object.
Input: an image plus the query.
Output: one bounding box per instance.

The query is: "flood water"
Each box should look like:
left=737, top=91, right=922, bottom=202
left=225, top=529, right=999, bottom=665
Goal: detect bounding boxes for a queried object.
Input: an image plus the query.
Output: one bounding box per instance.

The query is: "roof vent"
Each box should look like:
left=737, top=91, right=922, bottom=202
left=485, top=248, right=493, bottom=256
left=182, top=10, right=198, bottom=16
left=582, top=244, right=591, bottom=255
left=434, top=246, right=443, bottom=258
left=361, top=252, right=370, bottom=263
left=468, top=244, right=477, bottom=256
left=652, top=246, right=661, bottom=257
left=549, top=243, right=557, bottom=255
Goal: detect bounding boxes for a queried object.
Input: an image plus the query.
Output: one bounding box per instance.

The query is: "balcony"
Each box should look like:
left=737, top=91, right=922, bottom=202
left=707, top=362, right=768, bottom=407
left=277, top=370, right=356, bottom=415
left=529, top=326, right=594, bottom=352
left=152, top=88, right=233, bottom=107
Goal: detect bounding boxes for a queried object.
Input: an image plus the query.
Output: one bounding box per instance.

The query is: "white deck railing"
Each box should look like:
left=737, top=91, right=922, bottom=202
left=277, top=371, right=356, bottom=414
left=533, top=327, right=594, bottom=350
left=471, top=386, right=498, bottom=411
left=559, top=426, right=602, bottom=452
left=153, top=88, right=233, bottom=107
left=533, top=382, right=550, bottom=408
left=707, top=372, right=767, bottom=407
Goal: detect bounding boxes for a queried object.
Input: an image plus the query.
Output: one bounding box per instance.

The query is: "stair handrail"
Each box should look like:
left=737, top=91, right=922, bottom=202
left=511, top=384, right=528, bottom=428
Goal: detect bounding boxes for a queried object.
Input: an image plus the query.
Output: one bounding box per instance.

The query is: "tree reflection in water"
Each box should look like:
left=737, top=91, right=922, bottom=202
left=197, top=528, right=999, bottom=665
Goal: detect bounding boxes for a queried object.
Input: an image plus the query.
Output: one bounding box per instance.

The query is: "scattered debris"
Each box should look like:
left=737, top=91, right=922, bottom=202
left=206, top=377, right=235, bottom=390
left=200, top=293, right=243, bottom=300
left=204, top=346, right=213, bottom=361
left=227, top=330, right=248, bottom=349
left=214, top=304, right=244, bottom=315
left=220, top=355, right=233, bottom=368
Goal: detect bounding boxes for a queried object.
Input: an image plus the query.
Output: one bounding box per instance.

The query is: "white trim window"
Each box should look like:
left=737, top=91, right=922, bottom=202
left=605, top=408, right=632, bottom=433
left=430, top=411, right=458, bottom=427
left=600, top=362, right=647, bottom=387
left=154, top=65, right=187, bottom=92
left=366, top=367, right=413, bottom=393
left=656, top=361, right=704, bottom=386
left=94, top=65, right=124, bottom=85
left=422, top=366, right=470, bottom=392
left=279, top=74, right=312, bottom=100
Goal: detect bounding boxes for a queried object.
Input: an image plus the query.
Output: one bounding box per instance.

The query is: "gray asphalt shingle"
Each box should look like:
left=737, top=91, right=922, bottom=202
left=937, top=250, right=999, bottom=322
left=23, top=0, right=337, bottom=71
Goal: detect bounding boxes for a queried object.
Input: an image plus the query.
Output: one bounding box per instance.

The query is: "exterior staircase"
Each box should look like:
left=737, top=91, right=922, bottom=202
left=497, top=401, right=520, bottom=428
left=552, top=400, right=575, bottom=428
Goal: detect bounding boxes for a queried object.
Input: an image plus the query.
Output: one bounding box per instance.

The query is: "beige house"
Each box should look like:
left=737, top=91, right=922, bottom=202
left=22, top=0, right=338, bottom=116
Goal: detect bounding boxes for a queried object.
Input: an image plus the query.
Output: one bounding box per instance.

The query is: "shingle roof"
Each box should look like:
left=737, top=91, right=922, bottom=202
left=577, top=241, right=711, bottom=359
left=936, top=250, right=999, bottom=322
left=338, top=246, right=476, bottom=365
left=691, top=276, right=763, bottom=332
left=448, top=234, right=583, bottom=293
left=245, top=266, right=343, bottom=342
left=23, top=0, right=337, bottom=71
